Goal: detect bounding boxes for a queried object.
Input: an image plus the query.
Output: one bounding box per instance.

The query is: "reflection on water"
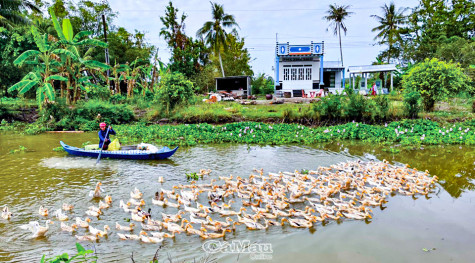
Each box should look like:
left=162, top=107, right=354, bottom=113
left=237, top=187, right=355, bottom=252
left=0, top=131, right=474, bottom=262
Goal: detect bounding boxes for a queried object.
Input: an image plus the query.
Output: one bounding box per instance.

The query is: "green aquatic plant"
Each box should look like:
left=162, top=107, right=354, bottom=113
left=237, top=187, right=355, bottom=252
left=112, top=119, right=474, bottom=148
left=52, top=146, right=65, bottom=152
left=40, top=243, right=97, bottom=263
left=186, top=172, right=201, bottom=180
left=9, top=145, right=27, bottom=154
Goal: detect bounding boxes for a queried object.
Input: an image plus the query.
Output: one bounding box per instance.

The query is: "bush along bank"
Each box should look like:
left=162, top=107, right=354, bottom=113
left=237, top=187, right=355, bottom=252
left=113, top=119, right=475, bottom=147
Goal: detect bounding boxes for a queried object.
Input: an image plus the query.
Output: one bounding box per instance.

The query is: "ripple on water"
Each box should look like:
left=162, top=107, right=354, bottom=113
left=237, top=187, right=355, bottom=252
left=1, top=135, right=474, bottom=263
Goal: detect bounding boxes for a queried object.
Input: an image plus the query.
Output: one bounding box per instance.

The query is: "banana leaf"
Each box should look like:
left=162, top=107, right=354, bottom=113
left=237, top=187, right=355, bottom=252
left=62, top=19, right=73, bottom=42
left=72, top=31, right=93, bottom=43
left=49, top=7, right=66, bottom=41
left=44, top=83, right=55, bottom=101
left=46, top=75, right=68, bottom=82
left=13, top=50, right=41, bottom=66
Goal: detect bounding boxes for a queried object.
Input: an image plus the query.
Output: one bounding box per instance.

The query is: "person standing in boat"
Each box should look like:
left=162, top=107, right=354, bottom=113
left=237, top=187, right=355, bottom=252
left=98, top=122, right=116, bottom=150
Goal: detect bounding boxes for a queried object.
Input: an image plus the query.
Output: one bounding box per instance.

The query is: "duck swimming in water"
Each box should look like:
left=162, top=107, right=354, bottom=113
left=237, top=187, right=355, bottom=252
left=2, top=206, right=12, bottom=220
left=20, top=220, right=54, bottom=238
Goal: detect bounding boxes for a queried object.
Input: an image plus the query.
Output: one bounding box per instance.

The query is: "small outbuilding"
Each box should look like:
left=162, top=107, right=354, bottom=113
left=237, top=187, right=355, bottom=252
left=215, top=76, right=251, bottom=97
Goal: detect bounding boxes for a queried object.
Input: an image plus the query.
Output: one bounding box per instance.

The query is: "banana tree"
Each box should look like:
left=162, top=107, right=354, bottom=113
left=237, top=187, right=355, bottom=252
left=50, top=8, right=109, bottom=103
left=127, top=58, right=148, bottom=98
left=8, top=26, right=76, bottom=108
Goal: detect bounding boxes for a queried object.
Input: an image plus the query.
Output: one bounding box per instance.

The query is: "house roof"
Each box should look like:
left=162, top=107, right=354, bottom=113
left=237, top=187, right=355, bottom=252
left=348, top=64, right=397, bottom=73
left=323, top=61, right=345, bottom=69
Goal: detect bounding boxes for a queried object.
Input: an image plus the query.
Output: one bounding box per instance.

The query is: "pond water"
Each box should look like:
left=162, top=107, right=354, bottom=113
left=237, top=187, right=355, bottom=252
left=0, top=132, right=474, bottom=262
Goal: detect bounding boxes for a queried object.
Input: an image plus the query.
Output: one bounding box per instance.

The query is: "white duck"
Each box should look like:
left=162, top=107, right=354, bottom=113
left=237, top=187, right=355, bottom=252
left=131, top=213, right=146, bottom=222
left=39, top=206, right=49, bottom=217
left=76, top=217, right=91, bottom=228
left=99, top=200, right=110, bottom=210
left=76, top=234, right=99, bottom=241
left=140, top=232, right=163, bottom=243
left=89, top=225, right=110, bottom=237
left=89, top=182, right=103, bottom=198
left=184, top=204, right=200, bottom=213
left=54, top=209, right=69, bottom=221
left=141, top=223, right=162, bottom=231
left=117, top=232, right=141, bottom=241
left=62, top=203, right=74, bottom=211
left=20, top=220, right=53, bottom=238
left=60, top=222, right=78, bottom=232
left=2, top=206, right=12, bottom=220
left=130, top=188, right=143, bottom=199
left=151, top=198, right=165, bottom=207
left=116, top=222, right=135, bottom=231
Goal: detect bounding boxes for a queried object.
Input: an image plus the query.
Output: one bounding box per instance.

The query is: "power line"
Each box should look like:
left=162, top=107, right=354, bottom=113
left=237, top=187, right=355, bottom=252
left=114, top=7, right=377, bottom=13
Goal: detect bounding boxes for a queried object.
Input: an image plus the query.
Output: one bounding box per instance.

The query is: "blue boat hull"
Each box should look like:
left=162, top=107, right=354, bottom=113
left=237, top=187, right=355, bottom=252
left=60, top=141, right=178, bottom=160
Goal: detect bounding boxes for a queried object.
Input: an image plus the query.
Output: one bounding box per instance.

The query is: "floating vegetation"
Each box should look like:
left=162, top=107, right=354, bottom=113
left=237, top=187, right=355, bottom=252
left=9, top=145, right=27, bottom=154
left=114, top=119, right=475, bottom=147
left=186, top=172, right=201, bottom=181
left=52, top=146, right=65, bottom=152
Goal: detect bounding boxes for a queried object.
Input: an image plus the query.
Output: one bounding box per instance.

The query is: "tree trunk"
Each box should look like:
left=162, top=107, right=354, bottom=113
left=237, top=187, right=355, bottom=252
left=338, top=25, right=344, bottom=66
left=150, top=65, right=157, bottom=92
left=218, top=52, right=225, bottom=77
left=388, top=42, right=392, bottom=64
left=66, top=75, right=72, bottom=104
left=60, top=80, right=65, bottom=98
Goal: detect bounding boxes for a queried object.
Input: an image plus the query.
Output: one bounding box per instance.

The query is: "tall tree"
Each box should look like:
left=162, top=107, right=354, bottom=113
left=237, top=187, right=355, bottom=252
left=160, top=1, right=187, bottom=54
left=371, top=2, right=408, bottom=63
left=197, top=1, right=239, bottom=77
left=323, top=4, right=353, bottom=66
left=160, top=1, right=208, bottom=79
left=0, top=0, right=40, bottom=27
left=402, top=0, right=475, bottom=63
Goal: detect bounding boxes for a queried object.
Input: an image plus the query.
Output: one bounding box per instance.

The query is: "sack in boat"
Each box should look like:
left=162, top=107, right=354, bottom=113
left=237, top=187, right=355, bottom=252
left=137, top=143, right=159, bottom=153
left=108, top=138, right=121, bottom=151
left=85, top=144, right=100, bottom=150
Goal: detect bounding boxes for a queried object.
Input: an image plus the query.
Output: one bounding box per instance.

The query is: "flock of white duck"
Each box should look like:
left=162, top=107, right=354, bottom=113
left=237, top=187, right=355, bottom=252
left=2, top=160, right=437, bottom=245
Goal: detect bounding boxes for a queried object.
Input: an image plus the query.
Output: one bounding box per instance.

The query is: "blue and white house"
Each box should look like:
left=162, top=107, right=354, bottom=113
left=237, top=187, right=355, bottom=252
left=275, top=41, right=324, bottom=97
left=274, top=41, right=346, bottom=97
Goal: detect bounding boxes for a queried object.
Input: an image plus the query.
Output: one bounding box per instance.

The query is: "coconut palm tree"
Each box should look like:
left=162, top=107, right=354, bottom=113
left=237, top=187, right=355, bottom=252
left=197, top=1, right=239, bottom=77
left=323, top=4, right=353, bottom=67
left=0, top=0, right=40, bottom=27
left=371, top=2, right=408, bottom=63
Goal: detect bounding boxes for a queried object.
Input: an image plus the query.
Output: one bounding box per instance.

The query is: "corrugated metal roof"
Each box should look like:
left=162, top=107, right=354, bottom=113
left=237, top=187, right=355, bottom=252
left=348, top=64, right=397, bottom=73
left=324, top=61, right=345, bottom=69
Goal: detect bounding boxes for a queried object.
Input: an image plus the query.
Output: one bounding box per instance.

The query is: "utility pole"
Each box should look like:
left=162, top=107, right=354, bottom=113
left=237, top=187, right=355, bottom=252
left=101, top=14, right=110, bottom=89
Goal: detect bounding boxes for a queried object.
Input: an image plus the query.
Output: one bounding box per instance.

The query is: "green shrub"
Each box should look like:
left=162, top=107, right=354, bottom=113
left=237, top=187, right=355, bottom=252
left=154, top=71, right=195, bottom=115
left=401, top=58, right=472, bottom=111
left=403, top=91, right=422, bottom=118
left=109, top=94, right=126, bottom=104
left=345, top=94, right=368, bottom=121
left=314, top=95, right=344, bottom=121
left=373, top=95, right=390, bottom=120
left=37, top=99, right=135, bottom=130
left=86, top=85, right=110, bottom=101
left=252, top=73, right=274, bottom=95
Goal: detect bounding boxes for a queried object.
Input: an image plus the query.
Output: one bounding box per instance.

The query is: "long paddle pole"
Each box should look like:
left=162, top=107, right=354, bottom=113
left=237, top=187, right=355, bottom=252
left=96, top=126, right=110, bottom=165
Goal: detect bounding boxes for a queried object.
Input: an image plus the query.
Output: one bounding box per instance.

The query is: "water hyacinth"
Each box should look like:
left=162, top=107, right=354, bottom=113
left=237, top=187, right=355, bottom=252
left=112, top=120, right=475, bottom=147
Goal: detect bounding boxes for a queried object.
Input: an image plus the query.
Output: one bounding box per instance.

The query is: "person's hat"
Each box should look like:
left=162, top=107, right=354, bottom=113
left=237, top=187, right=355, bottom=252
left=99, top=122, right=107, bottom=128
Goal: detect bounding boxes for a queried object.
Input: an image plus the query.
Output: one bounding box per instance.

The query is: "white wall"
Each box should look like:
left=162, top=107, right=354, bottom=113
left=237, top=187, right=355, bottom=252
left=279, top=60, right=320, bottom=92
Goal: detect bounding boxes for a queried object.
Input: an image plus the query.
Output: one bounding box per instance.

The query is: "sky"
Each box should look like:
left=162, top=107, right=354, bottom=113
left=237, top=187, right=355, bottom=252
left=108, top=0, right=420, bottom=76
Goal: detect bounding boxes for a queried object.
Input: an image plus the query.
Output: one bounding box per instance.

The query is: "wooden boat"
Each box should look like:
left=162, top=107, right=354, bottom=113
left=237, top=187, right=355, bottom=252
left=60, top=141, right=178, bottom=160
